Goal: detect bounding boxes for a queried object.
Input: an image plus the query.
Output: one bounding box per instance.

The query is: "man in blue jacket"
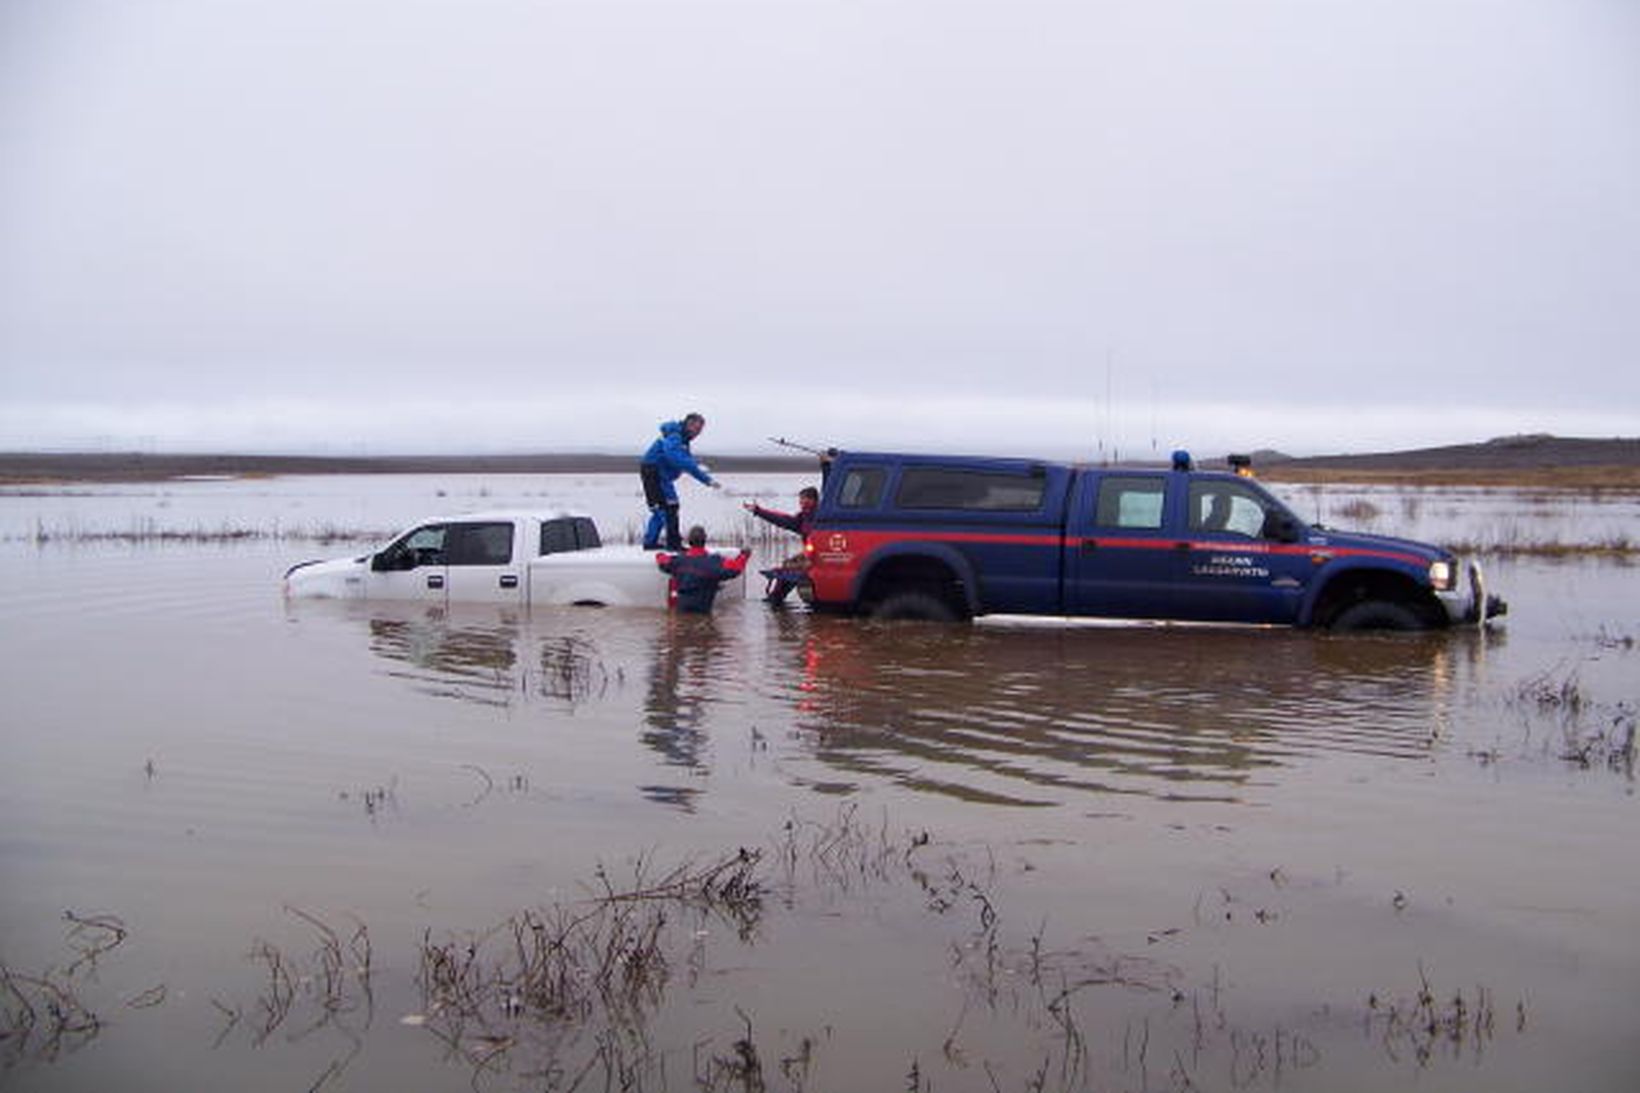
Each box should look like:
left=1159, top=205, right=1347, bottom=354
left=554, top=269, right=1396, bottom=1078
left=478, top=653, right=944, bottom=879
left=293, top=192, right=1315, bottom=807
left=640, top=413, right=719, bottom=551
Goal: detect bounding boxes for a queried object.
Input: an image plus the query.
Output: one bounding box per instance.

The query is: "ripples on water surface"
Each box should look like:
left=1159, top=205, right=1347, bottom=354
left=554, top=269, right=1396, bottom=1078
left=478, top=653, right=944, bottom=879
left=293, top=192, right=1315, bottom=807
left=0, top=476, right=1636, bottom=1092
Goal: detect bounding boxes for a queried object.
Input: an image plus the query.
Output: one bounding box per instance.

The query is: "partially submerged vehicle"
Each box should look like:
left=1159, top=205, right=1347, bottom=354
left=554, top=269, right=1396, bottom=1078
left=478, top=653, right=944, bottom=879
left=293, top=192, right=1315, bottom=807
left=283, top=511, right=670, bottom=607
left=800, top=449, right=1507, bottom=629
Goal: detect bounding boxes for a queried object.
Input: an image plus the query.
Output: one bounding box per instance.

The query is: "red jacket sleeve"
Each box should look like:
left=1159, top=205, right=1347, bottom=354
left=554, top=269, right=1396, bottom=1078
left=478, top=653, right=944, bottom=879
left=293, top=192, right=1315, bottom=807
left=751, top=505, right=805, bottom=534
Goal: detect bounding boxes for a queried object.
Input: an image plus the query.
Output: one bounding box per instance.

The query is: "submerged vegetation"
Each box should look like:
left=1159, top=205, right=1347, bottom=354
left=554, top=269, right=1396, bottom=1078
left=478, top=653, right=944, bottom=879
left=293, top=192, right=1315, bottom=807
left=17, top=519, right=384, bottom=546
left=1365, top=964, right=1509, bottom=1068
left=1443, top=533, right=1639, bottom=559
left=11, top=511, right=797, bottom=550
left=11, top=517, right=1640, bottom=558
left=2, top=810, right=1537, bottom=1091
left=0, top=913, right=133, bottom=1066
left=1503, top=662, right=1637, bottom=777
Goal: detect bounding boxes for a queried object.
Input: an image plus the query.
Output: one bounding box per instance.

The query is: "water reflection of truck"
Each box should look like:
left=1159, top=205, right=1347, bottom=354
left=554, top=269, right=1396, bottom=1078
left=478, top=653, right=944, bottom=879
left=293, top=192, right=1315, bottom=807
left=803, top=451, right=1507, bottom=630
left=282, top=511, right=669, bottom=607
left=781, top=616, right=1486, bottom=806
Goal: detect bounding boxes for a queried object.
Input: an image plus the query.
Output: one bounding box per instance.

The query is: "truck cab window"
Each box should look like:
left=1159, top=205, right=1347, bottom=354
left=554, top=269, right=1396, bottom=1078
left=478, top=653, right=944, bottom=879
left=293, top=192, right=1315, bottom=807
left=837, top=467, right=886, bottom=509
left=540, top=518, right=577, bottom=555
left=446, top=522, right=514, bottom=566
left=1188, top=482, right=1280, bottom=539
left=1094, top=478, right=1166, bottom=530
left=541, top=516, right=602, bottom=555
left=375, top=524, right=447, bottom=570
left=895, top=467, right=1048, bottom=511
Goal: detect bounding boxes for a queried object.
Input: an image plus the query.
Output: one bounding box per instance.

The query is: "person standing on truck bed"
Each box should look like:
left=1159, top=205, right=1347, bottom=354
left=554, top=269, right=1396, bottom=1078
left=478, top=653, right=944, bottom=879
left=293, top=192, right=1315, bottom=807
left=655, top=525, right=750, bottom=613
left=744, top=486, right=819, bottom=604
left=640, top=413, right=719, bottom=551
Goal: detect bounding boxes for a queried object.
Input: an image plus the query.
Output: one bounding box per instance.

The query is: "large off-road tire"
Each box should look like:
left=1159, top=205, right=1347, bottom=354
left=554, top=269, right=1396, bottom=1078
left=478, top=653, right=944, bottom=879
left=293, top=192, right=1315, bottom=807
left=870, top=590, right=961, bottom=622
left=1329, top=600, right=1425, bottom=632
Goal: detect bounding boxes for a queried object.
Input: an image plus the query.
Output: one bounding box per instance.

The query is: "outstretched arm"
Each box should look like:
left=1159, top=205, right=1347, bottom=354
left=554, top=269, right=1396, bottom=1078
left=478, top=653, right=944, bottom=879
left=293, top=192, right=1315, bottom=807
left=663, top=433, right=714, bottom=485
left=744, top=502, right=803, bottom=533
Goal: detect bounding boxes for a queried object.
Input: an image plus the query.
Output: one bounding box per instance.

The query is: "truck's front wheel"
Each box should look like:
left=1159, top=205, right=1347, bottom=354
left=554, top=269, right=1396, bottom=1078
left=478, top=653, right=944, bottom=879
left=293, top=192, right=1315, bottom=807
left=1329, top=600, right=1425, bottom=632
left=871, top=591, right=961, bottom=622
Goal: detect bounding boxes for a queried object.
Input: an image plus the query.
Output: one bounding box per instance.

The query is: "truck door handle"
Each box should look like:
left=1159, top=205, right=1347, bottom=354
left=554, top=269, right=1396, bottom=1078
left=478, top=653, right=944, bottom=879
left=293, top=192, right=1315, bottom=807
left=500, top=574, right=519, bottom=589
left=1174, top=541, right=1192, bottom=551
left=427, top=575, right=445, bottom=589
left=1080, top=539, right=1099, bottom=553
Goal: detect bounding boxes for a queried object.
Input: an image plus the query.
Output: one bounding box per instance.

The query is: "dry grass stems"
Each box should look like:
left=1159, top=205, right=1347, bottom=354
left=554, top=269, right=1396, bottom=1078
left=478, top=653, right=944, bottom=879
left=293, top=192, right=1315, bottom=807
left=414, top=845, right=763, bottom=1088
left=21, top=519, right=382, bottom=547
left=209, top=907, right=373, bottom=1091
left=0, top=911, right=147, bottom=1067
left=1366, top=963, right=1507, bottom=1068
left=1502, top=662, right=1638, bottom=776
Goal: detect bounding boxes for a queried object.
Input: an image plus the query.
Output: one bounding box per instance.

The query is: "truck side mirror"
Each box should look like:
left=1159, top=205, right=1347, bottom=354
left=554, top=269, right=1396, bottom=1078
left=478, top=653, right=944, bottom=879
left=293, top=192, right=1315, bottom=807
left=1259, top=512, right=1301, bottom=543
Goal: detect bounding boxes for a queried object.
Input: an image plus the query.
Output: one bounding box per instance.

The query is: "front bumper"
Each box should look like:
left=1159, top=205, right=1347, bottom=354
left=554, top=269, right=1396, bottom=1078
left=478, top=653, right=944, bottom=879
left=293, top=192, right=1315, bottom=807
left=1437, top=559, right=1507, bottom=626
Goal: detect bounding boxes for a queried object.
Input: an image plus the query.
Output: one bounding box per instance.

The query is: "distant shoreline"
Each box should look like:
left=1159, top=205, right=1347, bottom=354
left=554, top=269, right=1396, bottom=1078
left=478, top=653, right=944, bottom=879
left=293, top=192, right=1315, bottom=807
left=0, top=451, right=814, bottom=485
left=2, top=435, right=1637, bottom=488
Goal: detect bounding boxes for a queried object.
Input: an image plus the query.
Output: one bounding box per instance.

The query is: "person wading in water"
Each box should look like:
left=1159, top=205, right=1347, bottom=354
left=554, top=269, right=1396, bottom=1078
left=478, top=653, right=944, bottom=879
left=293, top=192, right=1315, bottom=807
left=654, top=525, right=750, bottom=614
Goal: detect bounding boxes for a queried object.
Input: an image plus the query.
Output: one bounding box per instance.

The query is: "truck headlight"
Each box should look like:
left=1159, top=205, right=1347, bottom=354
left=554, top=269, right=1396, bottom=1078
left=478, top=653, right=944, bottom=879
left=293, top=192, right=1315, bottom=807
left=1428, top=560, right=1454, bottom=591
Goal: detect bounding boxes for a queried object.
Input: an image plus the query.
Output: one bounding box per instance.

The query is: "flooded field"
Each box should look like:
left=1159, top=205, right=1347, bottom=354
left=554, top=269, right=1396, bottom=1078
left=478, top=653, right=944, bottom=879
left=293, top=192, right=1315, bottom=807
left=1, top=474, right=1636, bottom=1091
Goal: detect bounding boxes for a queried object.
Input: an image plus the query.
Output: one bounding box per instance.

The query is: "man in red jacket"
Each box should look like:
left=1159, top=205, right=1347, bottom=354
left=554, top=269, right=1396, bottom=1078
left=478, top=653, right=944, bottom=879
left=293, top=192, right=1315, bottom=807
left=744, top=486, right=818, bottom=604
left=655, top=526, right=750, bottom=614
left=746, top=486, right=818, bottom=535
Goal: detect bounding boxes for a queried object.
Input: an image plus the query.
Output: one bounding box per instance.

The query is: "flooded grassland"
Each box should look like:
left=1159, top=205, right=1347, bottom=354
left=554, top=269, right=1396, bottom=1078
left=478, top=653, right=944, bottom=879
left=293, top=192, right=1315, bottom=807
left=0, top=474, right=1636, bottom=1092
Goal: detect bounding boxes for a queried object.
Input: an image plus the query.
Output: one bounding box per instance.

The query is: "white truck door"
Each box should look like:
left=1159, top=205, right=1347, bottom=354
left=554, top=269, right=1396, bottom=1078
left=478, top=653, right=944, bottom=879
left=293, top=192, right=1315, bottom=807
left=366, top=523, right=451, bottom=602
left=441, top=520, right=528, bottom=604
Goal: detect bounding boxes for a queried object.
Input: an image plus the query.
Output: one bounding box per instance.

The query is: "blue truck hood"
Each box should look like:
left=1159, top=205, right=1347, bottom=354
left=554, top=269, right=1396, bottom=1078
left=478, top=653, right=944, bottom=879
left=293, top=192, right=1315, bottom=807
left=1305, top=526, right=1451, bottom=563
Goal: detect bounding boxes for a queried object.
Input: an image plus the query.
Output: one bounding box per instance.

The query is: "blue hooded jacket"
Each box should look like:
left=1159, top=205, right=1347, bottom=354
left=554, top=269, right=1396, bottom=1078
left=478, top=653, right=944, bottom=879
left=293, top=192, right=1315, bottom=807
left=641, top=420, right=714, bottom=488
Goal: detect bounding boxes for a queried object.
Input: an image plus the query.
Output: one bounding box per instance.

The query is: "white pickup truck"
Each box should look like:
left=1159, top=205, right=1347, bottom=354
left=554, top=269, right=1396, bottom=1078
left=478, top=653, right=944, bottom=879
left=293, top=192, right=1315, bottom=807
left=283, top=510, right=671, bottom=607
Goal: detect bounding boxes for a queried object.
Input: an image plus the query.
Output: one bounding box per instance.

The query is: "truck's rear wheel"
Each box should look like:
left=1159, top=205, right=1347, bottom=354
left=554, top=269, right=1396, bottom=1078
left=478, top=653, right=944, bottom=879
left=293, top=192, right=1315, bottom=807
left=871, top=591, right=960, bottom=622
left=1329, top=600, right=1424, bottom=632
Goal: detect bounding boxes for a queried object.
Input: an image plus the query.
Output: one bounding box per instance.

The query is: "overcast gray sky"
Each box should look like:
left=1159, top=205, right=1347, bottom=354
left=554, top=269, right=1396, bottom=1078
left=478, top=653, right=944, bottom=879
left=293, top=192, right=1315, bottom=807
left=2, top=0, right=1636, bottom=459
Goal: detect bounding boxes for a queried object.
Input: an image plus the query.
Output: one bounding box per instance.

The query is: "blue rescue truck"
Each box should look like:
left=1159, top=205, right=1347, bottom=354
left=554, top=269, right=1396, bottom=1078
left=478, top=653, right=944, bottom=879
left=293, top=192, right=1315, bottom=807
left=796, top=450, right=1506, bottom=629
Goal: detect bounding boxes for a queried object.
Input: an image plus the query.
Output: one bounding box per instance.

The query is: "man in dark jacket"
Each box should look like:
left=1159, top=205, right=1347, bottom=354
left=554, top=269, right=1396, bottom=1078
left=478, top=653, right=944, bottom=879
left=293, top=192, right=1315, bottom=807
left=655, top=526, right=750, bottom=613
left=640, top=413, right=719, bottom=551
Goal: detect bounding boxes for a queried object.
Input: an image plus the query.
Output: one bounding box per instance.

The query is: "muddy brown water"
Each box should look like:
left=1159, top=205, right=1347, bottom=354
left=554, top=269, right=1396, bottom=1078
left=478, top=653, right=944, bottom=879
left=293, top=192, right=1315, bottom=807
left=0, top=478, right=1636, bottom=1091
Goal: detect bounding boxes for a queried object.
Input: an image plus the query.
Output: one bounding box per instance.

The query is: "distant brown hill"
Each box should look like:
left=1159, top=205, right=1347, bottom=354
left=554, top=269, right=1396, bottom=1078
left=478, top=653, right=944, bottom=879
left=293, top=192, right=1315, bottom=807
left=1260, top=435, right=1640, bottom=487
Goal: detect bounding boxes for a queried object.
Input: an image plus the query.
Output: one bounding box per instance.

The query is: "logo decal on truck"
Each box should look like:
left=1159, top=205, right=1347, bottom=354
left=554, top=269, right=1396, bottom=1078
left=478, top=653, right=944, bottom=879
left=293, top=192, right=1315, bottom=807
left=1192, top=554, right=1270, bottom=579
